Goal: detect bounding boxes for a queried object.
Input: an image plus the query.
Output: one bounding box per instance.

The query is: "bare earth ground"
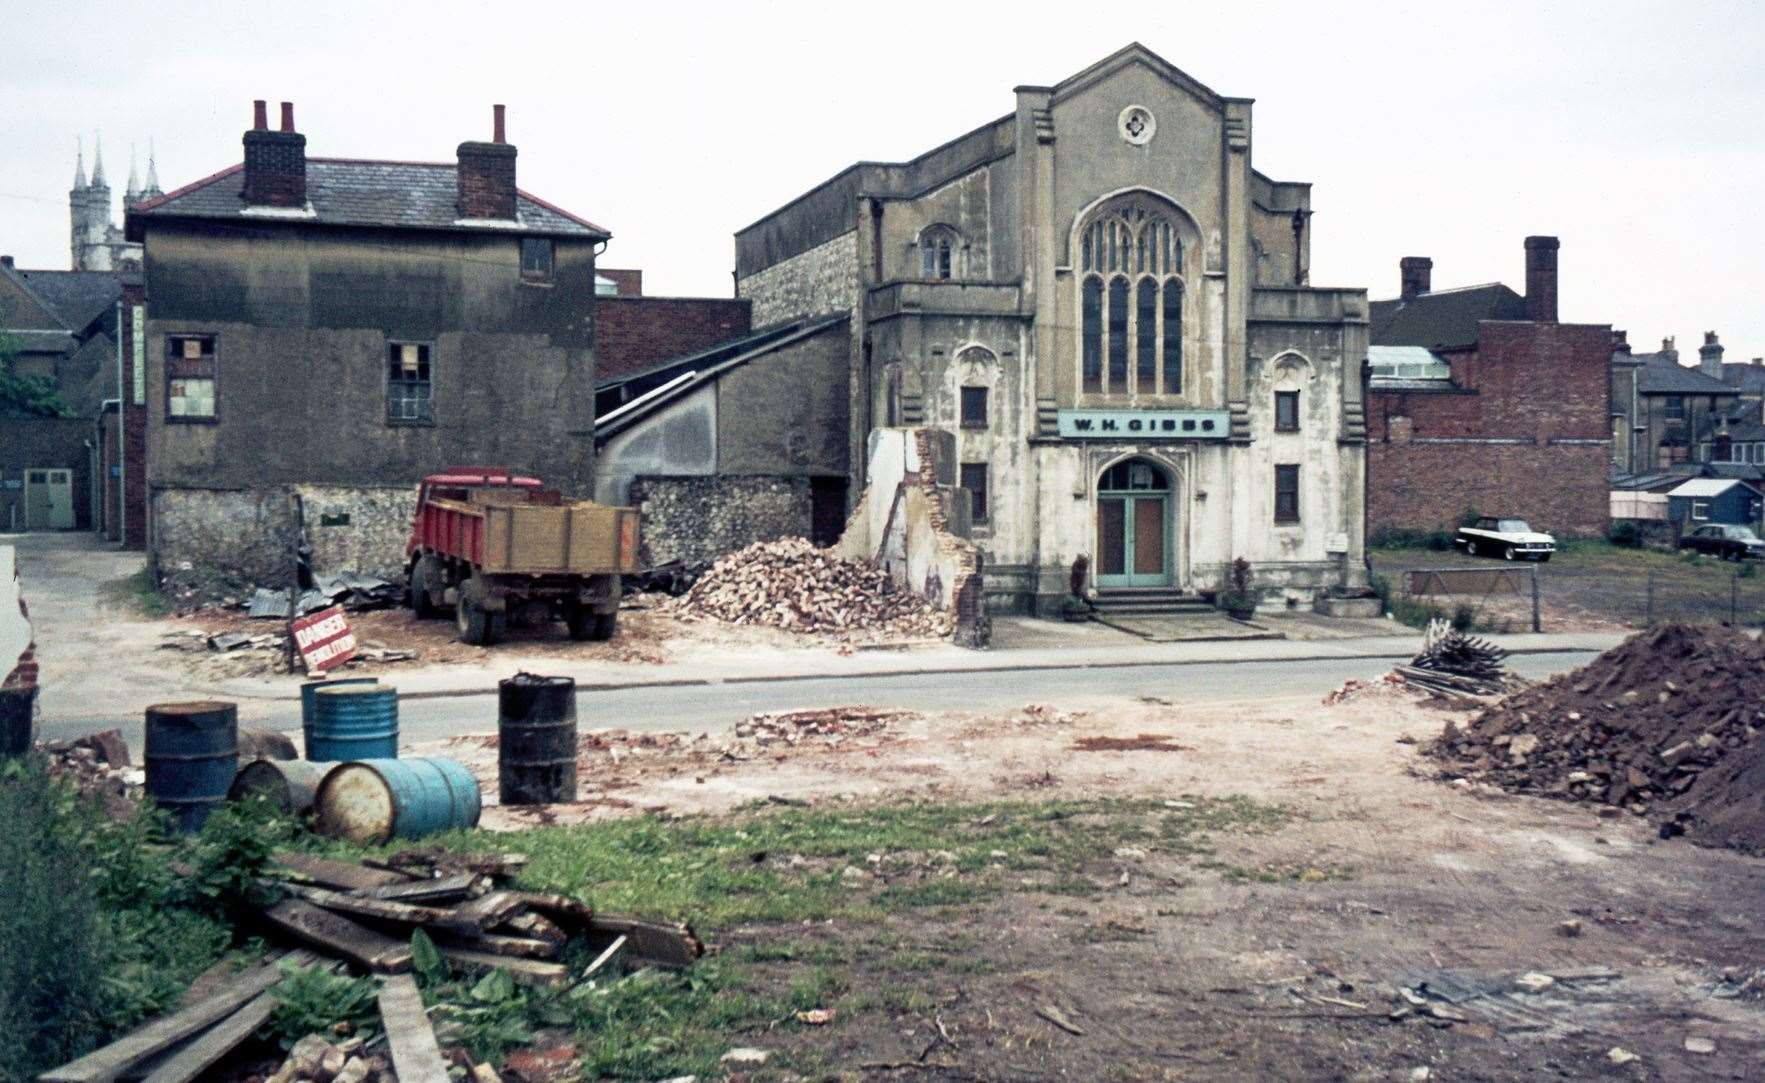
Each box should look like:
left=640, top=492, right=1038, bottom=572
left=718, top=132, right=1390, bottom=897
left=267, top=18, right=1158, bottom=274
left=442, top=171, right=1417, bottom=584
left=408, top=688, right=1765, bottom=1082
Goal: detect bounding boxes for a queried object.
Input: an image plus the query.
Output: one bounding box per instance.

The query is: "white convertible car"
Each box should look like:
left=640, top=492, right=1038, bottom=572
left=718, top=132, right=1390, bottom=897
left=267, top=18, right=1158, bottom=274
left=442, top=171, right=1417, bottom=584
left=1453, top=517, right=1557, bottom=561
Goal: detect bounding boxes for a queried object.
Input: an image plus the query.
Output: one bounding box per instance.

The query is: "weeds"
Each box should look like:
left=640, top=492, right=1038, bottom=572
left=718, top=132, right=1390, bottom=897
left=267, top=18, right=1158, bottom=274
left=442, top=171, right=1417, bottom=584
left=101, top=567, right=171, bottom=619
left=260, top=962, right=380, bottom=1051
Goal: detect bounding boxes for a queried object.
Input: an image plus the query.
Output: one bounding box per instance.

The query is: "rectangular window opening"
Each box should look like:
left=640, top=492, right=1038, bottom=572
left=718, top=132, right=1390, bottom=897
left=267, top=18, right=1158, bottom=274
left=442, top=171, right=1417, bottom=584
left=959, top=463, right=989, bottom=524
left=1274, top=464, right=1301, bottom=524
left=520, top=238, right=554, bottom=282
left=164, top=334, right=217, bottom=421
left=1275, top=390, right=1300, bottom=432
left=960, top=386, right=988, bottom=429
left=387, top=342, right=433, bottom=424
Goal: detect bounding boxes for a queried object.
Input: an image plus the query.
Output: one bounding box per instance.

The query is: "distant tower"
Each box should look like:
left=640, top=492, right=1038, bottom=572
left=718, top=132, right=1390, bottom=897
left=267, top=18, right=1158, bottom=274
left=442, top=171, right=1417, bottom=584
left=69, top=131, right=149, bottom=271
left=141, top=139, right=163, bottom=200
left=126, top=143, right=141, bottom=203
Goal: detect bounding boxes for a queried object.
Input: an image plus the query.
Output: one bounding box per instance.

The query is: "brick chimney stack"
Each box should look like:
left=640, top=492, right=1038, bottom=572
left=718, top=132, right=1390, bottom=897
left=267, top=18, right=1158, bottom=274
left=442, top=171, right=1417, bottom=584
left=1699, top=331, right=1725, bottom=377
left=457, top=104, right=517, bottom=220
left=1611, top=329, right=1630, bottom=355
left=242, top=99, right=306, bottom=208
left=1399, top=256, right=1432, bottom=300
left=0, top=256, right=12, bottom=270
left=1523, top=236, right=1558, bottom=323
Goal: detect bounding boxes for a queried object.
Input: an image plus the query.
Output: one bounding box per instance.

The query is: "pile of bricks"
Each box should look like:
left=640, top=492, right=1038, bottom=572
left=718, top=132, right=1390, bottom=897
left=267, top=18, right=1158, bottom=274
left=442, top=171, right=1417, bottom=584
left=674, top=537, right=953, bottom=638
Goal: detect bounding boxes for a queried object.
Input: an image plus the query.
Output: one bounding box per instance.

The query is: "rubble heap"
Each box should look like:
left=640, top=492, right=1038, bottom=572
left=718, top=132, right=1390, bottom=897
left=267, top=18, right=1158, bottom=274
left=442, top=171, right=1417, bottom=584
left=1393, top=619, right=1515, bottom=700
left=673, top=538, right=953, bottom=638
left=1427, top=623, right=1765, bottom=854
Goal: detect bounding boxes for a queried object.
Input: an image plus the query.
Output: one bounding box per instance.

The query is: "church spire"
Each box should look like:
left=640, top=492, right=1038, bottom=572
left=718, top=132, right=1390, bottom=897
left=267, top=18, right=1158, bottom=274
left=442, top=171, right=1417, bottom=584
left=73, top=136, right=87, bottom=190
left=91, top=133, right=107, bottom=189
left=144, top=139, right=162, bottom=197
left=127, top=142, right=141, bottom=200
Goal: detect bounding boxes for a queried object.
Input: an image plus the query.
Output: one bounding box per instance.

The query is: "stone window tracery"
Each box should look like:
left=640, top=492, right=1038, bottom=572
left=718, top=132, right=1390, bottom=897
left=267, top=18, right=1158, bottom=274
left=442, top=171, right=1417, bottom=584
left=919, top=224, right=961, bottom=280
left=1079, top=202, right=1184, bottom=396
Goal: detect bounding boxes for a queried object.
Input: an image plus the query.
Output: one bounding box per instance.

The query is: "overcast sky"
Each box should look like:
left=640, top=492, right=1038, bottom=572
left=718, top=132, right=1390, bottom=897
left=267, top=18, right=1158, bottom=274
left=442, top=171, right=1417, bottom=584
left=4, top=0, right=1761, bottom=358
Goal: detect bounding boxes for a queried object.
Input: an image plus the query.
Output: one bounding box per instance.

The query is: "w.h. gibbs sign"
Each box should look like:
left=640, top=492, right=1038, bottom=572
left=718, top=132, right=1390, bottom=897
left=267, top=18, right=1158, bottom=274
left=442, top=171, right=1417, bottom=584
left=1057, top=409, right=1231, bottom=439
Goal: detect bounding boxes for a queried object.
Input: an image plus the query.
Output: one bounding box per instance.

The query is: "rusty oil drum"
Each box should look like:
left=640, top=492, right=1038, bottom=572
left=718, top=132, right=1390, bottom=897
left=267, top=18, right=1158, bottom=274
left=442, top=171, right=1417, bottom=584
left=308, top=683, right=398, bottom=763
left=313, top=757, right=481, bottom=844
left=229, top=758, right=329, bottom=816
left=497, top=673, right=578, bottom=805
left=145, top=701, right=238, bottom=832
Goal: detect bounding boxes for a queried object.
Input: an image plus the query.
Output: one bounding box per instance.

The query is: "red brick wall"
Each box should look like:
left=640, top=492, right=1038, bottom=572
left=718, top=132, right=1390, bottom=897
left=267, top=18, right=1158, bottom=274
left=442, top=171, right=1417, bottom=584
left=598, top=268, right=643, bottom=296
left=1368, top=321, right=1612, bottom=537
left=596, top=296, right=751, bottom=382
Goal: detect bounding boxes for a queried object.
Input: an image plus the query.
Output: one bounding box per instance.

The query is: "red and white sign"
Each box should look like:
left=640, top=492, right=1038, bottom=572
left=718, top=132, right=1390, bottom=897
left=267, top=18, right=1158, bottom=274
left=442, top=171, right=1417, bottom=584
left=291, top=605, right=358, bottom=672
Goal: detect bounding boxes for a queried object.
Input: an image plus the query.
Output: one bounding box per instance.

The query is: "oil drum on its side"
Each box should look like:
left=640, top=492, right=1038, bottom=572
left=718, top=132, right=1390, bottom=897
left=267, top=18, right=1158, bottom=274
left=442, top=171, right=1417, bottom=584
left=497, top=672, right=578, bottom=805
left=229, top=758, right=329, bottom=816
left=300, top=676, right=378, bottom=754
left=309, top=683, right=398, bottom=763
left=313, top=757, right=481, bottom=844
left=145, top=700, right=238, bottom=832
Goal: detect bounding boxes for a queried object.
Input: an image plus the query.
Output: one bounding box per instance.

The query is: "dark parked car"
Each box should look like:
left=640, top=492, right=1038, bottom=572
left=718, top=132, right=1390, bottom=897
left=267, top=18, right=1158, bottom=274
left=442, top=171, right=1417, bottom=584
left=1678, top=524, right=1765, bottom=561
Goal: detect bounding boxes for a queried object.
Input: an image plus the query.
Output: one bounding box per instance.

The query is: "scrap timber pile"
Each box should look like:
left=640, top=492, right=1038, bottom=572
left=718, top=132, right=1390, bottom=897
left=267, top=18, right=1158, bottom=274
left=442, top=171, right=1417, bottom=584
left=1392, top=619, right=1516, bottom=701
left=41, top=849, right=700, bottom=1083
left=1428, top=623, right=1765, bottom=854
left=673, top=537, right=953, bottom=638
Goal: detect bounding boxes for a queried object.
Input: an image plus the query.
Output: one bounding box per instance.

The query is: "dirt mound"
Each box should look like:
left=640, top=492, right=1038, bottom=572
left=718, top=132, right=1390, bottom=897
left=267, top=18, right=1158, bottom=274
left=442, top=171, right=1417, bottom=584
left=673, top=538, right=953, bottom=639
left=1427, top=623, right=1765, bottom=853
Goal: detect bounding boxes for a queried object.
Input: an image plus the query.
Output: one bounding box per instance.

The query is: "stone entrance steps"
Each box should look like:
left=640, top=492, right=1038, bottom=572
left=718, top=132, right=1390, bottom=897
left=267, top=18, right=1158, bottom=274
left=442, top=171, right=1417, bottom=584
left=1090, top=588, right=1215, bottom=618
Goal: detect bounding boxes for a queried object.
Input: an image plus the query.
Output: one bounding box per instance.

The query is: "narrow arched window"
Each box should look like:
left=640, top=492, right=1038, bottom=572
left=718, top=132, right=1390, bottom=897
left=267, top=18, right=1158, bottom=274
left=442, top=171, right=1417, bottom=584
left=1077, top=200, right=1186, bottom=397
left=1107, top=277, right=1129, bottom=390
left=1082, top=276, right=1103, bottom=393
left=919, top=224, right=960, bottom=280
left=1162, top=281, right=1183, bottom=393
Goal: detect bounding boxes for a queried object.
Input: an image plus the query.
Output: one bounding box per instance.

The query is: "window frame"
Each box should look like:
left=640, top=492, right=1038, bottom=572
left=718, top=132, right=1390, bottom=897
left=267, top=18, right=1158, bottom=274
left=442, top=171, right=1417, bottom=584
left=386, top=340, right=435, bottom=426
left=1274, top=390, right=1300, bottom=433
left=959, top=385, right=989, bottom=430
left=918, top=225, right=960, bottom=281
left=959, top=462, right=989, bottom=524
left=1690, top=499, right=1711, bottom=521
left=163, top=333, right=218, bottom=423
left=1274, top=464, right=1301, bottom=524
left=520, top=237, right=555, bottom=283
left=1077, top=202, right=1185, bottom=397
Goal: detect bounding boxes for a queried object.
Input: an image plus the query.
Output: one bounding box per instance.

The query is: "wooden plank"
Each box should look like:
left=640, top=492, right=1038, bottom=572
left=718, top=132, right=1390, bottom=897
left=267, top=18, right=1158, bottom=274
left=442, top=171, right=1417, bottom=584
left=38, top=953, right=301, bottom=1083
left=438, top=891, right=526, bottom=933
left=499, top=911, right=567, bottom=946
left=588, top=913, right=703, bottom=969
left=386, top=850, right=528, bottom=878
left=377, top=974, right=450, bottom=1083
left=430, top=931, right=560, bottom=960
left=582, top=934, right=628, bottom=980
left=436, top=947, right=568, bottom=986
left=283, top=884, right=462, bottom=928
left=262, top=899, right=412, bottom=973
left=506, top=891, right=594, bottom=930
left=137, top=955, right=323, bottom=1083
left=357, top=873, right=482, bottom=904
left=274, top=852, right=411, bottom=891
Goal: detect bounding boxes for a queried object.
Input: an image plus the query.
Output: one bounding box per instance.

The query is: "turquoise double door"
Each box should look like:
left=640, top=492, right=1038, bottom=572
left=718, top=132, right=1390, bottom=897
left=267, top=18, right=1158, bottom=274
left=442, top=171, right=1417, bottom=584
left=1095, top=490, right=1170, bottom=588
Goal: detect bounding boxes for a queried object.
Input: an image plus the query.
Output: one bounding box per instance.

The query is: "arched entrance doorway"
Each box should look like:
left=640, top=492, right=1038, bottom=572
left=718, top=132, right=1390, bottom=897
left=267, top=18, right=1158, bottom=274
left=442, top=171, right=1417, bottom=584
left=1095, top=458, right=1173, bottom=588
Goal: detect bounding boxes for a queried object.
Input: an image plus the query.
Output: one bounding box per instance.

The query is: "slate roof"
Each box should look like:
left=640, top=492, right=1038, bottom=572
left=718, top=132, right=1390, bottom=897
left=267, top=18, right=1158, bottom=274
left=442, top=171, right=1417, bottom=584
left=1368, top=283, right=1529, bottom=350
left=1635, top=356, right=1738, bottom=396
left=1719, top=362, right=1765, bottom=392
left=14, top=269, right=133, bottom=333
left=129, top=158, right=607, bottom=239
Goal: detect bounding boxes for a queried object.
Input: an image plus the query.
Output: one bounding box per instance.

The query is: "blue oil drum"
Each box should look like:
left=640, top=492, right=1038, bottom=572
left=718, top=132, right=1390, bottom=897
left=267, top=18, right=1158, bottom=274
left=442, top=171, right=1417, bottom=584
left=308, top=683, right=398, bottom=763
left=313, top=757, right=481, bottom=844
left=145, top=701, right=238, bottom=832
left=300, top=676, right=379, bottom=755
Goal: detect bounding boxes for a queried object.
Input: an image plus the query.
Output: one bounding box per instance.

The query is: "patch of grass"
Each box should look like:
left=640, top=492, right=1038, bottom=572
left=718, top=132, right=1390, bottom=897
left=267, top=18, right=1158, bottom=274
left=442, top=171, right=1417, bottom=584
left=102, top=566, right=171, bottom=619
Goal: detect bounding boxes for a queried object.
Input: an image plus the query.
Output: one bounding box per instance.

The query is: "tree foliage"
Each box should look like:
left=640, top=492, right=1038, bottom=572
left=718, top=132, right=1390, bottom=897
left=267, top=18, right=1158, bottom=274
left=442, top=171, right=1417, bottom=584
left=0, top=331, right=75, bottom=418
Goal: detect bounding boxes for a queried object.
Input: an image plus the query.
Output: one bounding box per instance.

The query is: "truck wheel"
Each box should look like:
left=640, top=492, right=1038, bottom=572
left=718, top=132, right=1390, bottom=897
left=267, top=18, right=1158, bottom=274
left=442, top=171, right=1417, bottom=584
left=408, top=558, right=441, bottom=619
left=457, top=597, right=495, bottom=645
left=590, top=612, right=618, bottom=641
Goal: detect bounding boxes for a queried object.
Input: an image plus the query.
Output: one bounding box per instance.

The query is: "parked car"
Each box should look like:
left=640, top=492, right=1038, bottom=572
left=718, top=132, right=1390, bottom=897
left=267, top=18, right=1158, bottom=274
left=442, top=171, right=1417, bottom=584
left=1453, top=517, right=1557, bottom=561
left=1678, top=524, right=1765, bottom=561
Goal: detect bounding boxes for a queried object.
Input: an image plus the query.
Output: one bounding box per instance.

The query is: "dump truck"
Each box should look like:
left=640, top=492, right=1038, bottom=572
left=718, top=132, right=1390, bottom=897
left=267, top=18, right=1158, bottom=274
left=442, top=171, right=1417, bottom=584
left=404, top=468, right=640, bottom=645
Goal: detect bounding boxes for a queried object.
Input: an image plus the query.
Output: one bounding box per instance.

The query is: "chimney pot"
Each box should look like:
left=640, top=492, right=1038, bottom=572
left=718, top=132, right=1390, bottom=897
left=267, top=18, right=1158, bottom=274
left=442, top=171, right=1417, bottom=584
left=0, top=255, right=12, bottom=269
left=493, top=104, right=506, bottom=144
left=1699, top=329, right=1726, bottom=377
left=1398, top=256, right=1432, bottom=300
left=279, top=102, right=295, bottom=133
left=1523, top=235, right=1559, bottom=323
left=1612, top=329, right=1630, bottom=354
left=252, top=100, right=268, bottom=130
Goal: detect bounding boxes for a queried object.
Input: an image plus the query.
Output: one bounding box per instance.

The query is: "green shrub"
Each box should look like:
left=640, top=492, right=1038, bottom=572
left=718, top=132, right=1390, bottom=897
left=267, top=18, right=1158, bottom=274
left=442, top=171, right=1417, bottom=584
left=260, top=961, right=380, bottom=1051
left=1609, top=520, right=1642, bottom=548
left=1450, top=604, right=1476, bottom=632
left=1368, top=527, right=1458, bottom=551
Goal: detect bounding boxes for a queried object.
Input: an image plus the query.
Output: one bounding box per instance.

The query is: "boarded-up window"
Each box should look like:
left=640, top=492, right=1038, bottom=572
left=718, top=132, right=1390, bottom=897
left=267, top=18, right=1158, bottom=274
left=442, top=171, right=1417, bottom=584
left=960, top=462, right=989, bottom=523
left=1274, top=464, right=1300, bottom=523
left=165, top=335, right=216, bottom=420
left=387, top=342, right=433, bottom=424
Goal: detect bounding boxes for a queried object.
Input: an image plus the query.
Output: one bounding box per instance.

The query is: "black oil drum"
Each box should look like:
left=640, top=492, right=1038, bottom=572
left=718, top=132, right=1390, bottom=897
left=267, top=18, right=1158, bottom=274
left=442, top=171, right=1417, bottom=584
left=497, top=673, right=577, bottom=805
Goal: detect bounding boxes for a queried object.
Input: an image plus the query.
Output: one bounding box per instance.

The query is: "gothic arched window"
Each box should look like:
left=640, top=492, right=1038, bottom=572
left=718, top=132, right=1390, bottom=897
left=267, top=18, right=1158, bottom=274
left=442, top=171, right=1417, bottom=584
left=919, top=224, right=961, bottom=280
left=1078, top=202, right=1184, bottom=395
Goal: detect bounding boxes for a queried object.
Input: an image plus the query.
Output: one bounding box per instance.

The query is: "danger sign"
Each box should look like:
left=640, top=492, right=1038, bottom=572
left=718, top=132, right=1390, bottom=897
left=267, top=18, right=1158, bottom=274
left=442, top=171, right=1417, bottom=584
left=291, top=605, right=358, bottom=672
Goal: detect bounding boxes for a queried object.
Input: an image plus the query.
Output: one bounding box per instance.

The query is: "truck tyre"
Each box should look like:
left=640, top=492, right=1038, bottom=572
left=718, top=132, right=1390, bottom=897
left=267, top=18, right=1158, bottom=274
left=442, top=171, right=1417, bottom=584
left=566, top=606, right=596, bottom=641
left=408, top=558, right=442, bottom=619
left=591, top=612, right=618, bottom=641
left=457, top=597, right=497, bottom=645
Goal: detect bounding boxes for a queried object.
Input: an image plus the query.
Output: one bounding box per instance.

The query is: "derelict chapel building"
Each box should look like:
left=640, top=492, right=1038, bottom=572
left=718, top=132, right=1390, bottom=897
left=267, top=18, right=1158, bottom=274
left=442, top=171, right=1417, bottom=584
left=737, top=44, right=1373, bottom=614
